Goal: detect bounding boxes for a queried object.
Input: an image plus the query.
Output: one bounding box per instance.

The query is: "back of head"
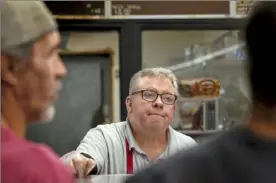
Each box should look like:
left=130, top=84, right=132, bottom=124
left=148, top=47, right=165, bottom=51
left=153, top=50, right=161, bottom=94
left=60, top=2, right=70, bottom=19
left=244, top=2, right=276, bottom=107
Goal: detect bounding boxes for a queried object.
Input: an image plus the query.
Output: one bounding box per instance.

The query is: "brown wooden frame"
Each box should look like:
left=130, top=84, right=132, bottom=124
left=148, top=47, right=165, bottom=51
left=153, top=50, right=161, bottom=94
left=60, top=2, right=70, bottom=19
left=54, top=15, right=104, bottom=20
left=59, top=48, right=115, bottom=122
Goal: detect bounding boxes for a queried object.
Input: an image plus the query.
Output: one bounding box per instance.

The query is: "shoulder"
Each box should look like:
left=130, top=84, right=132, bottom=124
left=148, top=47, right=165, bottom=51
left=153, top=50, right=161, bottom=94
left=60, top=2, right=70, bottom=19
left=30, top=144, right=74, bottom=178
left=2, top=140, right=73, bottom=183
left=95, top=121, right=126, bottom=131
left=170, top=127, right=197, bottom=147
left=82, top=121, right=126, bottom=143
left=86, top=121, right=126, bottom=137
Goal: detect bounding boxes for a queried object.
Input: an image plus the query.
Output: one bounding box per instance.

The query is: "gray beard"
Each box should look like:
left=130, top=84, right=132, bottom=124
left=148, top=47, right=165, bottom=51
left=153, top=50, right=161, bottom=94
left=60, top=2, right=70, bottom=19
left=40, top=105, right=56, bottom=123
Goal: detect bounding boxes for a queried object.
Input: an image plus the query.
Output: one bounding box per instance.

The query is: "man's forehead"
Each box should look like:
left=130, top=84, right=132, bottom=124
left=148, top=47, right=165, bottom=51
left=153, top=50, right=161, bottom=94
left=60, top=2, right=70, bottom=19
left=137, top=76, right=174, bottom=89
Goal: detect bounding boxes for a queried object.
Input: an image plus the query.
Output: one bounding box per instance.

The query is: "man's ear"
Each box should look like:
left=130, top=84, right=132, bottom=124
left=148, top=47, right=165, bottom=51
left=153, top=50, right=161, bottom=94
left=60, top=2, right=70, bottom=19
left=125, top=96, right=132, bottom=113
left=1, top=55, right=18, bottom=86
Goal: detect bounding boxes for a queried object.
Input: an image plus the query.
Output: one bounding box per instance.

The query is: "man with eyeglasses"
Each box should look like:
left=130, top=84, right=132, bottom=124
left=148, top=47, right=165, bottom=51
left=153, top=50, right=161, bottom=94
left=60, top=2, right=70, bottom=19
left=125, top=2, right=276, bottom=183
left=61, top=67, right=196, bottom=177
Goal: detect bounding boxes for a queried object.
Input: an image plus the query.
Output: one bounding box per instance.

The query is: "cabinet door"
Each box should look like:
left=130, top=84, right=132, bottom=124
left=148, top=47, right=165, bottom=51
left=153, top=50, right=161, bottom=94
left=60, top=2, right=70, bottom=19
left=26, top=54, right=110, bottom=155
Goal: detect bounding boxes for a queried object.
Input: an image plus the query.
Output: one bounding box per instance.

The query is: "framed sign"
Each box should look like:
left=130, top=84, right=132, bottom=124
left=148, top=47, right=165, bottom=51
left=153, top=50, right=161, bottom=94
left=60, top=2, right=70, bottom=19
left=44, top=1, right=105, bottom=19
left=111, top=1, right=229, bottom=16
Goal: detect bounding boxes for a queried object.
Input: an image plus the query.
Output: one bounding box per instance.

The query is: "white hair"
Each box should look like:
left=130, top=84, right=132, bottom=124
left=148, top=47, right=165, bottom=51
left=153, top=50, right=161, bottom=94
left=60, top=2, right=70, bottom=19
left=129, top=67, right=179, bottom=95
left=40, top=82, right=63, bottom=123
left=40, top=105, right=56, bottom=123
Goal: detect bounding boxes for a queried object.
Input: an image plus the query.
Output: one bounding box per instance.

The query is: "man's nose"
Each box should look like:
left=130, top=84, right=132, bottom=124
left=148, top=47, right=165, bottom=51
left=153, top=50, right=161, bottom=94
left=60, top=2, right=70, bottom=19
left=56, top=57, right=67, bottom=79
left=152, top=95, right=163, bottom=109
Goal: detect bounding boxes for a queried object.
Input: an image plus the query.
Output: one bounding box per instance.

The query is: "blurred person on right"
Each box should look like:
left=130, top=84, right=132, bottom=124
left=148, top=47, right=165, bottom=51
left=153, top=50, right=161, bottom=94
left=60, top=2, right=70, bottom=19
left=125, top=2, right=276, bottom=183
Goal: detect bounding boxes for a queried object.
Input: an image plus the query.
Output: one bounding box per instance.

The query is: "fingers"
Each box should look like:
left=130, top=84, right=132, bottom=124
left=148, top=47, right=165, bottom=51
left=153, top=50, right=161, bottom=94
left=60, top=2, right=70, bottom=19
left=85, top=158, right=96, bottom=175
left=61, top=152, right=95, bottom=178
left=72, top=155, right=95, bottom=178
left=68, top=159, right=77, bottom=175
left=60, top=152, right=77, bottom=175
left=72, top=156, right=85, bottom=178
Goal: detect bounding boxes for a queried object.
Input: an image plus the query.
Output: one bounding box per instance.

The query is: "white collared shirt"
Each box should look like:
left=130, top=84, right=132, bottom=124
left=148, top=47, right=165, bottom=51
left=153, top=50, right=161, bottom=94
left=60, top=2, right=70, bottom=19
left=76, top=121, right=196, bottom=174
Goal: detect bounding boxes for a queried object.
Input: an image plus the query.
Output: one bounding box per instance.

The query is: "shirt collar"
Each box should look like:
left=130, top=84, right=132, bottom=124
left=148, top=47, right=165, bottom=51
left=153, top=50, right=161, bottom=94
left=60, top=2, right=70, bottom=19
left=125, top=121, right=139, bottom=151
left=125, top=120, right=174, bottom=154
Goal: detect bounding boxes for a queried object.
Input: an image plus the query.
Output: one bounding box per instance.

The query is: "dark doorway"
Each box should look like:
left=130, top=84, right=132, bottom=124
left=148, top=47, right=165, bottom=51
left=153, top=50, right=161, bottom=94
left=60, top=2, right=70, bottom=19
left=26, top=49, right=114, bottom=155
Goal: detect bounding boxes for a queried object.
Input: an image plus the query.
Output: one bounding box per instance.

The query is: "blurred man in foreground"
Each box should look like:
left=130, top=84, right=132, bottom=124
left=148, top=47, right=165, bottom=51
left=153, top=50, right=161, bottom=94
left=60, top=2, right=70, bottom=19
left=125, top=2, right=276, bottom=183
left=61, top=67, right=196, bottom=177
left=1, top=1, right=73, bottom=183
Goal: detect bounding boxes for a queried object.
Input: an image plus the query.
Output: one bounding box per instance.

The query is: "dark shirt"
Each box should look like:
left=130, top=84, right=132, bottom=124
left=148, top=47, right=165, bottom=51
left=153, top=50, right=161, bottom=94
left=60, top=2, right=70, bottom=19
left=125, top=126, right=276, bottom=183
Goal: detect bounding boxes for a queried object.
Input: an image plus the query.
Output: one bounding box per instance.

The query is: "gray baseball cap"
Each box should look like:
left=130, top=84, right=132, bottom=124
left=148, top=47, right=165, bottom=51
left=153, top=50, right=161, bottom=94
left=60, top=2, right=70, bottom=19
left=1, top=0, right=58, bottom=52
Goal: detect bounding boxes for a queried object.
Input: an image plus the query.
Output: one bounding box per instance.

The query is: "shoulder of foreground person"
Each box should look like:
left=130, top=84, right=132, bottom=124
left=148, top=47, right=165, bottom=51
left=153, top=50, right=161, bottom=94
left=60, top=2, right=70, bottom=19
left=1, top=141, right=74, bottom=183
left=125, top=136, right=222, bottom=183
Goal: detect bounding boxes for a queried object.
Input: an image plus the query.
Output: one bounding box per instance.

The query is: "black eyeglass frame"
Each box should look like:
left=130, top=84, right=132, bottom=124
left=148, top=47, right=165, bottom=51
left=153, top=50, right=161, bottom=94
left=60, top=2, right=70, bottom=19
left=131, top=89, right=178, bottom=105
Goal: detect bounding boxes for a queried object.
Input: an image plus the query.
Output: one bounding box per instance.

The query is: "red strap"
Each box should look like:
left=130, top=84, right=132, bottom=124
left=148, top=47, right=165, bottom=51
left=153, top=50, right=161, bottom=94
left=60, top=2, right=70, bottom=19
left=125, top=139, right=133, bottom=174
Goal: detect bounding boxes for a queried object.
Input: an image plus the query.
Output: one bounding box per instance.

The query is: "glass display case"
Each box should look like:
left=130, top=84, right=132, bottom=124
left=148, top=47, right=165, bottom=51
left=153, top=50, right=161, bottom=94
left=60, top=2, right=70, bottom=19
left=173, top=78, right=220, bottom=131
left=142, top=30, right=249, bottom=133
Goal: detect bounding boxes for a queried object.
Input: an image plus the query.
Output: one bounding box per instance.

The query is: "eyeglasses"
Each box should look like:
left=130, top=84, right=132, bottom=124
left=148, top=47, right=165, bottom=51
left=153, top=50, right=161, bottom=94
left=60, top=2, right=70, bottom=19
left=131, top=90, right=178, bottom=105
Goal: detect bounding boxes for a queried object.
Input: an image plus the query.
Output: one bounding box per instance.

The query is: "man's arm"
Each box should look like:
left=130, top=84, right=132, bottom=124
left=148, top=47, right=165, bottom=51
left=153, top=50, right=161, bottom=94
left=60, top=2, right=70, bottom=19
left=62, top=127, right=108, bottom=174
left=76, top=127, right=108, bottom=174
left=79, top=152, right=98, bottom=174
